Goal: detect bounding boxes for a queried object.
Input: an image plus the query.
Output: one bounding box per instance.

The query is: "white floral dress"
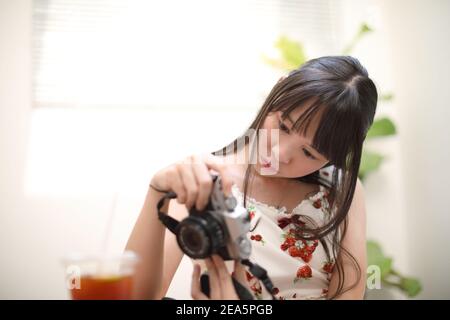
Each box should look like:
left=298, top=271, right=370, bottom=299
left=194, top=167, right=340, bottom=300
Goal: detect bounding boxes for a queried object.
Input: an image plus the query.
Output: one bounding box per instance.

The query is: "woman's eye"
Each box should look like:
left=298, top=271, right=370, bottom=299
left=278, top=120, right=290, bottom=134
left=302, top=148, right=316, bottom=160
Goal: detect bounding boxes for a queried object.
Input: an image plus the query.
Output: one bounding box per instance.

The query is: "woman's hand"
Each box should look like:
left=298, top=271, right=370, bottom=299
left=150, top=154, right=233, bottom=211
left=191, top=255, right=249, bottom=300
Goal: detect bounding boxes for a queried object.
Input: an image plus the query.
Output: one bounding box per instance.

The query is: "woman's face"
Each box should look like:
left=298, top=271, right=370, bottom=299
left=254, top=105, right=329, bottom=178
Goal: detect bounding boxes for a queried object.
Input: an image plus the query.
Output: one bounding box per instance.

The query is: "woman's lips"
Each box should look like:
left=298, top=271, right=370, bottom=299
left=262, top=161, right=271, bottom=168
left=260, top=156, right=272, bottom=168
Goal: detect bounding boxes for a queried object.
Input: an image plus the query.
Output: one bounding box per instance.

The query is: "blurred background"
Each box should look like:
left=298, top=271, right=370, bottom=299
left=1, top=0, right=449, bottom=299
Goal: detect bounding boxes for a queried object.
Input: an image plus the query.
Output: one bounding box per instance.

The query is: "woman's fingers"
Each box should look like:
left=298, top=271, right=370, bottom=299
left=191, top=154, right=213, bottom=211
left=192, top=256, right=241, bottom=300
left=232, top=260, right=248, bottom=285
left=212, top=255, right=238, bottom=300
left=166, top=166, right=187, bottom=204
left=204, top=258, right=222, bottom=299
left=159, top=153, right=233, bottom=210
left=176, top=154, right=232, bottom=210
left=202, top=155, right=233, bottom=197
left=191, top=264, right=208, bottom=300
left=177, top=160, right=199, bottom=210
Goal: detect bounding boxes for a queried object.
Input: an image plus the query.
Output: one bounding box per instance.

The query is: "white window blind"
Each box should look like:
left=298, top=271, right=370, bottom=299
left=32, top=0, right=341, bottom=110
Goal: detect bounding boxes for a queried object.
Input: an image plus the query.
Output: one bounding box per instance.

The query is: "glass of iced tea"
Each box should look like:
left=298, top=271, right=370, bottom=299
left=62, top=251, right=139, bottom=300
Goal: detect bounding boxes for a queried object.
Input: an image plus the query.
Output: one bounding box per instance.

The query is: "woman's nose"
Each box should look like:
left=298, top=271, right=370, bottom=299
left=276, top=145, right=293, bottom=165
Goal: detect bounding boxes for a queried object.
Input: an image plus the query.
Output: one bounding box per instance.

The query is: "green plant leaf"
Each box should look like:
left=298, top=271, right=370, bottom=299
left=379, top=93, right=394, bottom=102
left=342, top=23, right=373, bottom=54
left=366, top=117, right=397, bottom=139
left=400, top=277, right=422, bottom=297
left=261, top=55, right=296, bottom=71
left=359, top=149, right=384, bottom=180
left=367, top=240, right=392, bottom=279
left=275, top=36, right=307, bottom=69
left=360, top=23, right=373, bottom=34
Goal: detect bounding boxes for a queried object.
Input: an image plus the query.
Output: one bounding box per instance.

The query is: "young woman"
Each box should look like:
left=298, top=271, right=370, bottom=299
left=126, top=55, right=378, bottom=300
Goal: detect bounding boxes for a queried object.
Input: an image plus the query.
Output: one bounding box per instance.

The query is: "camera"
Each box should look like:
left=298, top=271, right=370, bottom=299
left=156, top=175, right=276, bottom=300
left=174, top=174, right=252, bottom=261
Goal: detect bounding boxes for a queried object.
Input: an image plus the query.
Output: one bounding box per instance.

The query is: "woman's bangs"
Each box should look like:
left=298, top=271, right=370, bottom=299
left=275, top=95, right=362, bottom=169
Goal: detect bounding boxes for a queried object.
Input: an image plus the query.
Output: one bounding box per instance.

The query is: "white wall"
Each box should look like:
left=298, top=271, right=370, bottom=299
left=337, top=0, right=450, bottom=299
left=338, top=0, right=410, bottom=294
left=0, top=0, right=36, bottom=299
left=379, top=0, right=450, bottom=299
left=0, top=0, right=254, bottom=299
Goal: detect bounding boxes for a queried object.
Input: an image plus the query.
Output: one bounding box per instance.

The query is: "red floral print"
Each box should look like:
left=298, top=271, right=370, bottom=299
left=245, top=270, right=263, bottom=299
left=250, top=234, right=265, bottom=245
left=277, top=215, right=306, bottom=230
left=232, top=173, right=335, bottom=299
left=247, top=204, right=256, bottom=221
left=313, top=199, right=322, bottom=209
left=280, top=229, right=318, bottom=263
left=250, top=284, right=262, bottom=295
left=294, top=265, right=312, bottom=283
left=322, top=261, right=335, bottom=274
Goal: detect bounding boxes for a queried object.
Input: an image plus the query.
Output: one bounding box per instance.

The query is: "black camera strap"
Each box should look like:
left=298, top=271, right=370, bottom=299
left=156, top=191, right=179, bottom=233
left=156, top=190, right=277, bottom=300
left=240, top=259, right=276, bottom=299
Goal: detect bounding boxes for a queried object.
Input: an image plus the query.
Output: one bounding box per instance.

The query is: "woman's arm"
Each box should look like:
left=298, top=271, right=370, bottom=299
left=125, top=187, right=187, bottom=299
left=125, top=187, right=168, bottom=299
left=125, top=154, right=233, bottom=299
left=327, top=178, right=367, bottom=299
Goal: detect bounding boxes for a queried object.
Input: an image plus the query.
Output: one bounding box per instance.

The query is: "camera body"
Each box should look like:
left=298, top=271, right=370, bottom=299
left=175, top=174, right=251, bottom=261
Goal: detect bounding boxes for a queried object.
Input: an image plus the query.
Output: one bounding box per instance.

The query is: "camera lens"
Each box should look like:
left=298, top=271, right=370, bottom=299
left=176, top=215, right=225, bottom=259
left=180, top=224, right=207, bottom=253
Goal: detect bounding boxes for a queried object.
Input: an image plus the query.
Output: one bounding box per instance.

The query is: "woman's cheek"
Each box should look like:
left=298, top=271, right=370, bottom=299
left=288, top=159, right=319, bottom=177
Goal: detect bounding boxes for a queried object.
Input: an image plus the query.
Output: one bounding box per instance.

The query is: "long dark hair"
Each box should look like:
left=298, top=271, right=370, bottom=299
left=212, top=56, right=378, bottom=298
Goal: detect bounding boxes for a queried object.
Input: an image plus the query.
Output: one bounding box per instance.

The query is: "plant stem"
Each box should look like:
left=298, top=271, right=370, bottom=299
left=390, top=268, right=401, bottom=277
left=382, top=279, right=402, bottom=289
